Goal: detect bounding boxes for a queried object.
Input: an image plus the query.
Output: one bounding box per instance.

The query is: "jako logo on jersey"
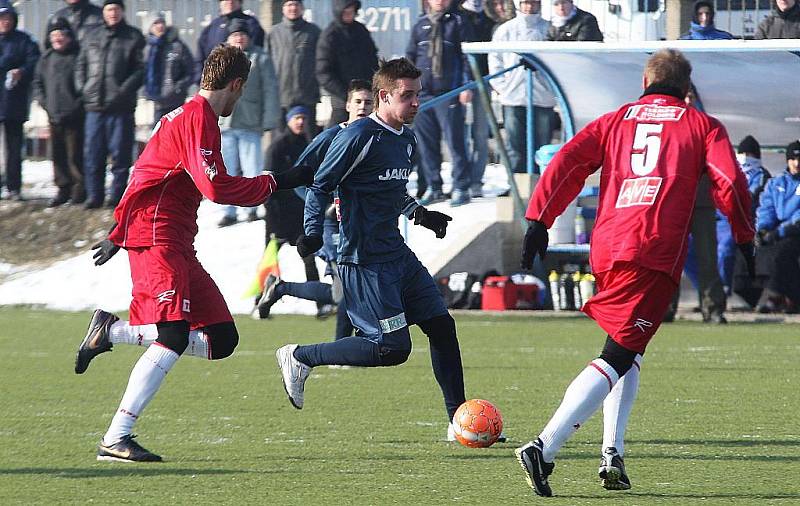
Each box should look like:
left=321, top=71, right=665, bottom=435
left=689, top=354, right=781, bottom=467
left=616, top=177, right=662, bottom=208
left=406, top=144, right=413, bottom=163
left=378, top=168, right=412, bottom=181
left=632, top=318, right=653, bottom=332
left=156, top=290, right=176, bottom=303
left=624, top=104, right=685, bottom=122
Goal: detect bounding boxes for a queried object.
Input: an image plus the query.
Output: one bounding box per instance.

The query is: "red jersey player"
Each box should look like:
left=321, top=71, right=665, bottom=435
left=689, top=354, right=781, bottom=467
left=515, top=49, right=755, bottom=496
left=72, top=45, right=312, bottom=462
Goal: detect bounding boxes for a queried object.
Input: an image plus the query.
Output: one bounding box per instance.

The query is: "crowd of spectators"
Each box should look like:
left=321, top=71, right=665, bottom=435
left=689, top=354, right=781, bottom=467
left=1, top=0, right=799, bottom=312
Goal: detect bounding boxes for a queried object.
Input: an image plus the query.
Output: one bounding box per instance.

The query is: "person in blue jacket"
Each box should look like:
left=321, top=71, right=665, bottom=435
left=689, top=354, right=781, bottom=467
left=195, top=0, right=264, bottom=82
left=716, top=135, right=771, bottom=296
left=0, top=0, right=40, bottom=201
left=754, top=140, right=800, bottom=313
left=680, top=1, right=733, bottom=40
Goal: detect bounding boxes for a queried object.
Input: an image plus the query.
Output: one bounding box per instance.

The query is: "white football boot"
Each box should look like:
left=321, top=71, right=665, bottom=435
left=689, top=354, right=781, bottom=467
left=275, top=344, right=311, bottom=409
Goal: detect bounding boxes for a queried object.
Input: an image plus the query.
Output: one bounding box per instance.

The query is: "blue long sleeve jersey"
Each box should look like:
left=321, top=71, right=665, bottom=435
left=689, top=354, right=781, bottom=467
left=304, top=113, right=420, bottom=264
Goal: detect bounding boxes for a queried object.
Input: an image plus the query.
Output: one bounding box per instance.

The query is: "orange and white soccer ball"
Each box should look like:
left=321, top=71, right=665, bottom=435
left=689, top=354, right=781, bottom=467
left=452, top=399, right=503, bottom=448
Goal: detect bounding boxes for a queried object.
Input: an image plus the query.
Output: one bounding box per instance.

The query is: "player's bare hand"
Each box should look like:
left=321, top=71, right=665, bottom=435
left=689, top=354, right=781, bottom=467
left=91, top=239, right=120, bottom=266
left=413, top=206, right=451, bottom=239
left=737, top=241, right=756, bottom=279
left=520, top=220, right=548, bottom=270
left=296, top=234, right=323, bottom=258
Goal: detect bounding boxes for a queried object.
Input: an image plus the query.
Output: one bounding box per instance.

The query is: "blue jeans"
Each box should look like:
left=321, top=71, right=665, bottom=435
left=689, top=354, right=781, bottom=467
left=221, top=128, right=263, bottom=217
left=84, top=111, right=135, bottom=205
left=467, top=95, right=489, bottom=191
left=502, top=105, right=554, bottom=174
left=414, top=97, right=470, bottom=192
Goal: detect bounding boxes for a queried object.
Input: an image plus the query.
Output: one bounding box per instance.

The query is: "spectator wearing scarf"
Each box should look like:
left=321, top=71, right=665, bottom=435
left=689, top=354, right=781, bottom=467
left=144, top=12, right=194, bottom=127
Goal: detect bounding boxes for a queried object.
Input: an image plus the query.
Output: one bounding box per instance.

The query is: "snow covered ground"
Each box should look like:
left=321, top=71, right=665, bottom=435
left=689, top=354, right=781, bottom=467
left=0, top=160, right=511, bottom=316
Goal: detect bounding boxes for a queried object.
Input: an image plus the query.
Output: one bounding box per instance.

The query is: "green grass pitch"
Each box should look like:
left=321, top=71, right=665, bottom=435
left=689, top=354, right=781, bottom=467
left=1, top=308, right=798, bottom=504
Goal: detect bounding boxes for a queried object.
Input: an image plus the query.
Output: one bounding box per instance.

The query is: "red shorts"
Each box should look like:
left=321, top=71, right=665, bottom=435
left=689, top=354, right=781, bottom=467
left=127, top=245, right=232, bottom=329
left=582, top=262, right=677, bottom=354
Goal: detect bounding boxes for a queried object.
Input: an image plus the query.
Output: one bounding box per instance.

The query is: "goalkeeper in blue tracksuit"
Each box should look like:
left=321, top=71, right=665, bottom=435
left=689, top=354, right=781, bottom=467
left=275, top=58, right=467, bottom=434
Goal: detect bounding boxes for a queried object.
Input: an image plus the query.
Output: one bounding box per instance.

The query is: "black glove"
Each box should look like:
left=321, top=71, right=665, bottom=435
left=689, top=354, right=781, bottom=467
left=520, top=220, right=549, bottom=270
left=755, top=229, right=779, bottom=247
left=272, top=165, right=315, bottom=189
left=296, top=234, right=323, bottom=258
left=91, top=239, right=120, bottom=266
left=412, top=206, right=452, bottom=239
left=738, top=241, right=756, bottom=280
left=782, top=221, right=800, bottom=237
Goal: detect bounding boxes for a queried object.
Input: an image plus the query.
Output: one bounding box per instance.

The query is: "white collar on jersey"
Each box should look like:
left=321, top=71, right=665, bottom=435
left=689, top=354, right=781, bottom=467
left=369, top=112, right=404, bottom=135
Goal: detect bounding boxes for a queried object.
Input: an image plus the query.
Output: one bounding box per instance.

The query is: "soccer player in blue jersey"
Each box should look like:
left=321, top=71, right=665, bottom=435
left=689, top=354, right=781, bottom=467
left=257, top=79, right=374, bottom=342
left=275, top=58, right=467, bottom=436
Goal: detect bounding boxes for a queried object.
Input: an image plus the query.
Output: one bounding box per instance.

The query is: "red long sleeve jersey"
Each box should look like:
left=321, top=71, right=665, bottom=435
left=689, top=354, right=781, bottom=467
left=109, top=95, right=276, bottom=249
left=526, top=93, right=755, bottom=283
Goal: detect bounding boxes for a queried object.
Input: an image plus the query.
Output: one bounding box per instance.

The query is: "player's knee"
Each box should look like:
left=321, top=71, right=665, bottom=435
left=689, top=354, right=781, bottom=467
left=379, top=347, right=411, bottom=366
left=155, top=320, right=190, bottom=355
left=204, top=322, right=239, bottom=360
left=598, top=336, right=639, bottom=377
left=418, top=314, right=456, bottom=341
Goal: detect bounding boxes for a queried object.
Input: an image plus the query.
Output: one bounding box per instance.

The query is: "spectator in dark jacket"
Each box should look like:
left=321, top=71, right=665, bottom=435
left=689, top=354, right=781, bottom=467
left=406, top=0, right=475, bottom=207
left=547, top=0, right=603, bottom=41
left=144, top=12, right=194, bottom=126
left=195, top=0, right=265, bottom=82
left=269, top=1, right=321, bottom=135
left=48, top=0, right=103, bottom=44
left=34, top=18, right=85, bottom=207
left=0, top=1, right=40, bottom=201
left=680, top=0, right=733, bottom=40
left=74, top=0, right=144, bottom=209
left=755, top=0, right=800, bottom=39
left=264, top=105, right=321, bottom=287
left=459, top=0, right=495, bottom=198
left=316, top=0, right=378, bottom=127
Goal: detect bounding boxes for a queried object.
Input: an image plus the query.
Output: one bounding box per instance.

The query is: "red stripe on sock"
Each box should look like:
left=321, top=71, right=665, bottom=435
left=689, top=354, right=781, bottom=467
left=119, top=408, right=138, bottom=419
left=590, top=361, right=613, bottom=391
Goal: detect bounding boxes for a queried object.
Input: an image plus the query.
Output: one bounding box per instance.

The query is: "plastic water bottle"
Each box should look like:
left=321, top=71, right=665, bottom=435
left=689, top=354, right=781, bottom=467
left=575, top=209, right=587, bottom=245
left=580, top=273, right=595, bottom=306
left=559, top=272, right=575, bottom=310
left=549, top=270, right=561, bottom=311
left=572, top=271, right=583, bottom=309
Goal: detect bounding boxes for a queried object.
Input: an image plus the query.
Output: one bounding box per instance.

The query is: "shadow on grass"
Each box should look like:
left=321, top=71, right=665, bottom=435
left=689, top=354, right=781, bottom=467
left=0, top=467, right=250, bottom=479
left=625, top=438, right=800, bottom=447
left=560, top=492, right=800, bottom=500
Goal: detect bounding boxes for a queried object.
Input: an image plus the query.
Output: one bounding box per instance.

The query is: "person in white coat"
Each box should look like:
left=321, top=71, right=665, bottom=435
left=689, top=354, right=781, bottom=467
left=488, top=0, right=556, bottom=173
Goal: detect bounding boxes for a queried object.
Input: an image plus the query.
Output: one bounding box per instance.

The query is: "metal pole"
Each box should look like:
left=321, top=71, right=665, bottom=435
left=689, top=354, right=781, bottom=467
left=525, top=67, right=535, bottom=175
left=466, top=53, right=528, bottom=231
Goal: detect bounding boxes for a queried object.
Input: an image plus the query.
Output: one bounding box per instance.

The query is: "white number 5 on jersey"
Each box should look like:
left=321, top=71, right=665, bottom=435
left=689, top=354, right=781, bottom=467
left=630, top=123, right=663, bottom=176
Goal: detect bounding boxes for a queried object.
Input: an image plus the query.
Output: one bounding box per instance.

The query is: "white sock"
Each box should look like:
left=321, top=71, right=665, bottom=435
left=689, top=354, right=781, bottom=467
left=102, top=344, right=179, bottom=445
left=109, top=321, right=159, bottom=347
left=602, top=354, right=642, bottom=457
left=538, top=359, right=619, bottom=462
left=110, top=322, right=210, bottom=360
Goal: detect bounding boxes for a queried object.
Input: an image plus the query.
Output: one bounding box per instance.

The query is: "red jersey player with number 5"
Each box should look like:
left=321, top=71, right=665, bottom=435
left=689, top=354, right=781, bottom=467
left=72, top=45, right=313, bottom=463
left=515, top=49, right=755, bottom=496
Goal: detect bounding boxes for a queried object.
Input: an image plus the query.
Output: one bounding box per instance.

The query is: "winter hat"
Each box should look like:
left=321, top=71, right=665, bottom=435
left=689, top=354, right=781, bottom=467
left=227, top=18, right=250, bottom=36
left=286, top=105, right=311, bottom=122
left=0, top=0, right=16, bottom=16
left=47, top=16, right=73, bottom=35
left=147, top=11, right=166, bottom=26
left=786, top=140, right=800, bottom=160
left=103, top=0, right=125, bottom=9
left=737, top=135, right=761, bottom=159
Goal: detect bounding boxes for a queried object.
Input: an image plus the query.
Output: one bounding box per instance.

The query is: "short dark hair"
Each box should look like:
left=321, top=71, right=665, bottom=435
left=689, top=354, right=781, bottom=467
left=200, top=44, right=250, bottom=91
left=347, top=79, right=372, bottom=101
left=372, top=58, right=421, bottom=106
left=644, top=49, right=692, bottom=97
